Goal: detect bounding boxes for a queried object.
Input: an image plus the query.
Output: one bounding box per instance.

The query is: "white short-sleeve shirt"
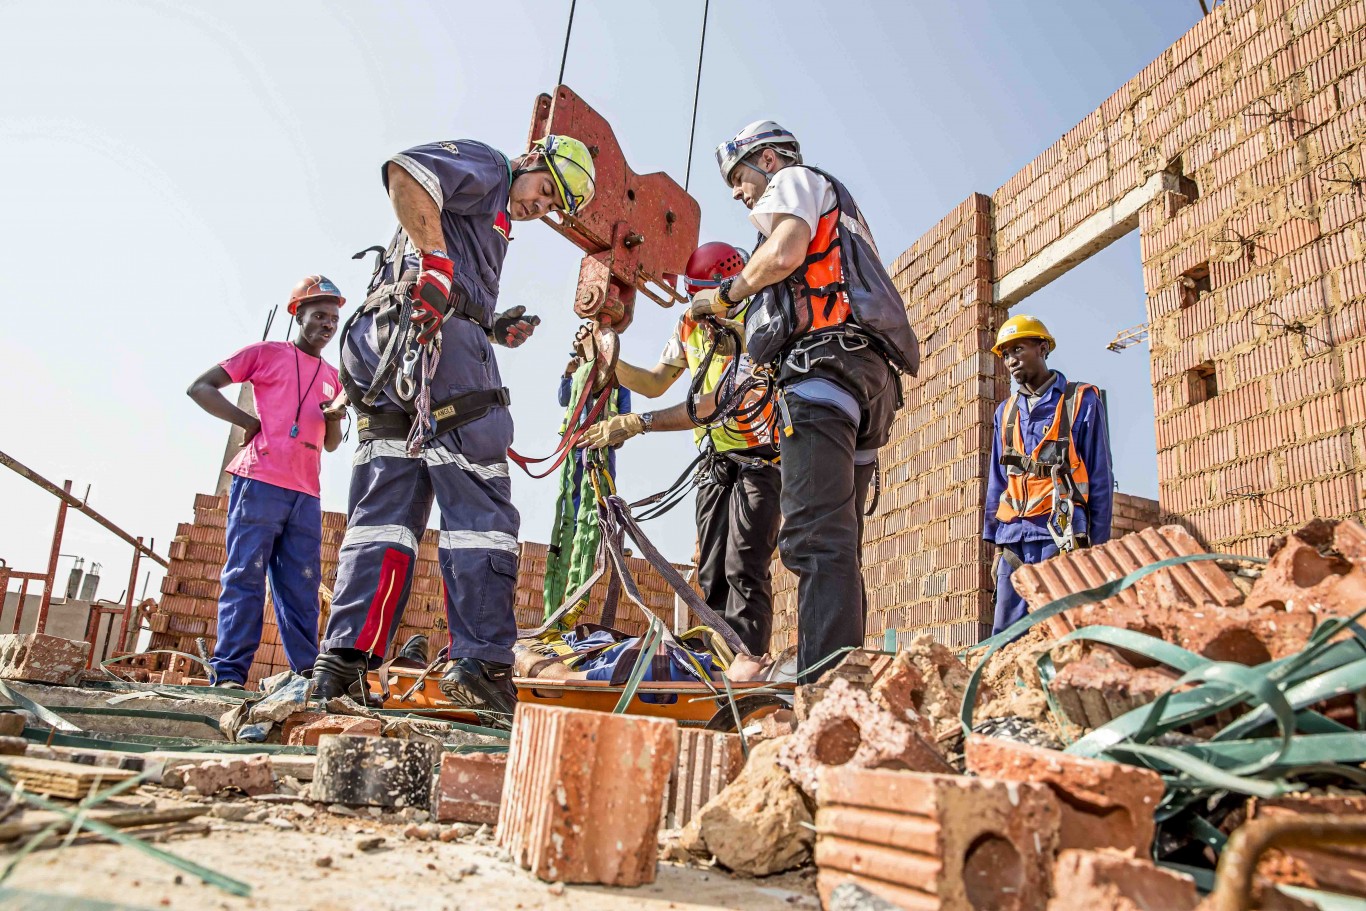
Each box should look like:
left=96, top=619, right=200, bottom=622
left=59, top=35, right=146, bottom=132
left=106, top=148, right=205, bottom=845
left=748, top=167, right=837, bottom=238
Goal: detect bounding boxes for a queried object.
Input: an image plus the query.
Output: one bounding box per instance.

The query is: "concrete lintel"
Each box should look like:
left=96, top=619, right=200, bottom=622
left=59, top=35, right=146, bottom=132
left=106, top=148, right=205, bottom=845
left=994, top=171, right=1181, bottom=307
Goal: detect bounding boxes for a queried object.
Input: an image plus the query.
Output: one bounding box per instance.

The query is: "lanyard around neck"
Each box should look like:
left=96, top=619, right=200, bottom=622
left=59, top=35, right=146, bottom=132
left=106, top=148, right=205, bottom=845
left=291, top=345, right=324, bottom=438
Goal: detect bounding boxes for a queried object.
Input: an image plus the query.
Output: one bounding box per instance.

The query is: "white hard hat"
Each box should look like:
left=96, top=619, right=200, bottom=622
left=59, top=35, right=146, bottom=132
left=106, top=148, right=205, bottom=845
left=715, top=120, right=801, bottom=184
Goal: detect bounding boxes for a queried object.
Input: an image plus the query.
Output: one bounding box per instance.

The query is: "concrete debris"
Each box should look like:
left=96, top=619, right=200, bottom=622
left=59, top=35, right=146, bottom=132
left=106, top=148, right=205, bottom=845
left=0, top=634, right=89, bottom=685
left=311, top=734, right=439, bottom=810
left=179, top=754, right=273, bottom=797
left=779, top=678, right=952, bottom=800
left=826, top=881, right=904, bottom=911
left=0, top=712, right=26, bottom=737
left=680, top=736, right=814, bottom=877
left=498, top=704, right=677, bottom=886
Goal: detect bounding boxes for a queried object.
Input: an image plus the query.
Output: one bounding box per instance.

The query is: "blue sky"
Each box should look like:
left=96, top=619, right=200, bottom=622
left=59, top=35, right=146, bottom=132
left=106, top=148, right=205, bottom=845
left=0, top=0, right=1202, bottom=600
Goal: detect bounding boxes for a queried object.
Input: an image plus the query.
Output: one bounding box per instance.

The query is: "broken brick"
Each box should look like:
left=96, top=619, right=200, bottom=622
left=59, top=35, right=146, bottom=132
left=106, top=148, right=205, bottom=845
left=662, top=728, right=746, bottom=830
left=1245, top=519, right=1366, bottom=622
left=311, top=734, right=437, bottom=810
left=965, top=735, right=1165, bottom=853
left=1047, top=649, right=1181, bottom=729
left=283, top=713, right=382, bottom=747
left=797, top=649, right=895, bottom=720
left=1249, top=793, right=1366, bottom=899
left=431, top=751, right=507, bottom=825
left=878, top=634, right=992, bottom=743
left=816, top=769, right=1060, bottom=911
left=0, top=634, right=90, bottom=685
left=1045, top=849, right=1198, bottom=911
left=779, top=678, right=952, bottom=800
left=180, top=754, right=273, bottom=796
left=497, top=704, right=677, bottom=886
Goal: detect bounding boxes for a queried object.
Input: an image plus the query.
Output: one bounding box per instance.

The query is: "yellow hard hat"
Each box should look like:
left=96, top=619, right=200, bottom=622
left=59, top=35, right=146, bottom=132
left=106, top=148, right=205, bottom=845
left=532, top=134, right=596, bottom=217
left=992, top=314, right=1056, bottom=356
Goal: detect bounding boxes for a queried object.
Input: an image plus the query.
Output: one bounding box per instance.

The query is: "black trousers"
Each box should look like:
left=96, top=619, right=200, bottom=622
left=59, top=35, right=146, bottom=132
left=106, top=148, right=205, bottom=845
left=694, top=446, right=782, bottom=655
left=777, top=342, right=900, bottom=682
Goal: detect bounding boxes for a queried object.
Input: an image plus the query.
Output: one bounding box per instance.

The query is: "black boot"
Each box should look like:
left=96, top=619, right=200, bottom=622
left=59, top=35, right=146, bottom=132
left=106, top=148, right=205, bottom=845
left=439, top=658, right=518, bottom=724
left=394, top=634, right=430, bottom=669
left=311, top=649, right=372, bottom=703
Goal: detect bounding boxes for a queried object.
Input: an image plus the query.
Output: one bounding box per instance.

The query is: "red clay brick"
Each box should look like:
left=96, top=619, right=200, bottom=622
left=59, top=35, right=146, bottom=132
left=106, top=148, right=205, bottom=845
left=1045, top=849, right=1199, bottom=911
left=431, top=751, right=506, bottom=825
left=965, top=736, right=1165, bottom=853
left=497, top=704, right=677, bottom=886
left=662, top=728, right=745, bottom=830
left=283, top=713, right=382, bottom=747
left=780, top=679, right=951, bottom=799
left=816, top=769, right=1060, bottom=911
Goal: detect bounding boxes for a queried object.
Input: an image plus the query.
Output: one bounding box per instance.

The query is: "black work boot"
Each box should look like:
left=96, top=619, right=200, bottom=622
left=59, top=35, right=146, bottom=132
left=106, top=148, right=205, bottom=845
left=439, top=658, right=518, bottom=726
left=311, top=649, right=372, bottom=703
left=395, top=634, right=430, bottom=669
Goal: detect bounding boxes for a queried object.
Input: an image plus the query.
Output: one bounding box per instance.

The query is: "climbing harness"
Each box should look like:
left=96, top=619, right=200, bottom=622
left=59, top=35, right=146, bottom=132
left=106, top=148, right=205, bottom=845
left=996, top=380, right=1097, bottom=554
left=400, top=339, right=440, bottom=456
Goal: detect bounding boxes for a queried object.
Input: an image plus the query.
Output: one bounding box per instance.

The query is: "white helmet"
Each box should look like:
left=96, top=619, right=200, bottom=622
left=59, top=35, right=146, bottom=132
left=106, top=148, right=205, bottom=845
left=715, top=120, right=801, bottom=184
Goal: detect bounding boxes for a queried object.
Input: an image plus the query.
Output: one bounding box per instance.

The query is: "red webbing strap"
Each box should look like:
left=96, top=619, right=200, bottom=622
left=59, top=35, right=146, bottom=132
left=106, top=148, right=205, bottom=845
left=507, top=385, right=611, bottom=479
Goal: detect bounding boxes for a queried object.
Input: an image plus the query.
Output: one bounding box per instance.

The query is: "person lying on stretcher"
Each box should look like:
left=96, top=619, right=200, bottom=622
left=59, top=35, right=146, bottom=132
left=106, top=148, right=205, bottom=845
left=513, top=623, right=774, bottom=702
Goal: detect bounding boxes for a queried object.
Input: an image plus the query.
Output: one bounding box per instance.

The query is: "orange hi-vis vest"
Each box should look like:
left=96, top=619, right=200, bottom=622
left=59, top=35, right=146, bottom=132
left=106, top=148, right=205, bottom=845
left=799, top=205, right=854, bottom=332
left=996, top=381, right=1095, bottom=522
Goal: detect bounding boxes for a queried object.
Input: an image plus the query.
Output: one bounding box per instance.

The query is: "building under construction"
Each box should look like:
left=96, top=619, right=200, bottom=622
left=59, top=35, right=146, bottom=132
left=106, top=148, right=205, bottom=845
left=1, top=1, right=1365, bottom=908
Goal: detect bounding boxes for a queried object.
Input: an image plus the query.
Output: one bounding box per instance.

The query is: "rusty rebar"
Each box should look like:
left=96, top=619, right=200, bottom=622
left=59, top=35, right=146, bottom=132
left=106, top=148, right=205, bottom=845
left=1205, top=814, right=1366, bottom=911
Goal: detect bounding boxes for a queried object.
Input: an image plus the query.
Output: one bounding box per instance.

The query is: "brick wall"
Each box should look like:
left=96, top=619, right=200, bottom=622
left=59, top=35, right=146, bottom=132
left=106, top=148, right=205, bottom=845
left=805, top=0, right=1366, bottom=650
left=1112, top=492, right=1162, bottom=538
left=152, top=493, right=687, bottom=688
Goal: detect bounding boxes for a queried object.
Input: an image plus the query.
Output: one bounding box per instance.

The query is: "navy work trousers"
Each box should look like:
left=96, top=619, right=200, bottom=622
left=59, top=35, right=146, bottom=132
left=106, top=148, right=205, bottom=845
left=991, top=538, right=1060, bottom=636
left=322, top=439, right=520, bottom=666
left=211, top=475, right=322, bottom=684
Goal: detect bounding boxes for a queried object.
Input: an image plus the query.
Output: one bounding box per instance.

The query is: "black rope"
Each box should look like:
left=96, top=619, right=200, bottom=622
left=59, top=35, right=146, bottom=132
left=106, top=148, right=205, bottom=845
left=557, top=0, right=577, bottom=86
left=686, top=317, right=776, bottom=433
left=683, top=0, right=711, bottom=192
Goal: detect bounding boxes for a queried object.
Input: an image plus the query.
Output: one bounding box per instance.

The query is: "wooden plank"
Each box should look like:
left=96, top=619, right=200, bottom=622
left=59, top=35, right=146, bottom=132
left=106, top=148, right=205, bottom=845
left=0, top=805, right=206, bottom=842
left=0, top=756, right=137, bottom=799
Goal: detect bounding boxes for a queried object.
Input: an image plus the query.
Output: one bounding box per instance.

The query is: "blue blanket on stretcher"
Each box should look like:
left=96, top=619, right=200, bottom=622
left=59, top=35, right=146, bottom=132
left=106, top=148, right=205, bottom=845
left=563, top=628, right=719, bottom=704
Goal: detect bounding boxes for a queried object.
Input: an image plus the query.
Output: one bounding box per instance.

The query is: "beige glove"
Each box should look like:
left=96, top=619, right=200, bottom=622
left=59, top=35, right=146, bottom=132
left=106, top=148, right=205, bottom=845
left=577, top=413, right=645, bottom=450
left=688, top=288, right=728, bottom=321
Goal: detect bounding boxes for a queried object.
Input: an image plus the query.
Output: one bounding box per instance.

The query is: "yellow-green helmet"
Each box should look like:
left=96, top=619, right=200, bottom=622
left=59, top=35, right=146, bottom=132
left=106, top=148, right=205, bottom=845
left=532, top=134, right=596, bottom=217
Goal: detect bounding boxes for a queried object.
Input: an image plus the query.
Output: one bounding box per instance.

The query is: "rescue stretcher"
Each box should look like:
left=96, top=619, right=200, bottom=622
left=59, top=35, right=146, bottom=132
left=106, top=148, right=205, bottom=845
left=368, top=663, right=792, bottom=730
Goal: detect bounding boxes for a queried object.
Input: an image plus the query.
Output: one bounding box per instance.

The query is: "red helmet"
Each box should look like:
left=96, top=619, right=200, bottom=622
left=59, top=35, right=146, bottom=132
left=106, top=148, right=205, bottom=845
left=684, top=242, right=748, bottom=295
left=287, top=275, right=345, bottom=315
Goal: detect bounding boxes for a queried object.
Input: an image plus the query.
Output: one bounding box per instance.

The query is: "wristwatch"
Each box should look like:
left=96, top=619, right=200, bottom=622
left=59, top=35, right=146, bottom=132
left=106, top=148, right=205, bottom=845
left=427, top=248, right=449, bottom=258
left=718, top=277, right=738, bottom=307
left=639, top=411, right=655, bottom=433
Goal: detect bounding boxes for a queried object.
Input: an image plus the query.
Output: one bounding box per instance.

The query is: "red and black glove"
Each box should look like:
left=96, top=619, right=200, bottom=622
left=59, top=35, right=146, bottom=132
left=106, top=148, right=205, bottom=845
left=491, top=305, right=540, bottom=349
left=410, top=251, right=456, bottom=345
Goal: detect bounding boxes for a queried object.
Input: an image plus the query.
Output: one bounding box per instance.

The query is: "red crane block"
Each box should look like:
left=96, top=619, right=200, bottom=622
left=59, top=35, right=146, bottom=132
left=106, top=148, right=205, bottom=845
left=527, top=85, right=701, bottom=332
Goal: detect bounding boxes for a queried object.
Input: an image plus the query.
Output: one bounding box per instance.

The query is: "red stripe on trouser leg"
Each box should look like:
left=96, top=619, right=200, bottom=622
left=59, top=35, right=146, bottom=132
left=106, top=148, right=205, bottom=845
left=356, top=548, right=410, bottom=656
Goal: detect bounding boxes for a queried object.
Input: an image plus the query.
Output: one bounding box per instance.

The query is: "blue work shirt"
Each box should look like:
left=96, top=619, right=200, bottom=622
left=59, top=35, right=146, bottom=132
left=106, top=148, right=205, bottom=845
left=341, top=139, right=517, bottom=461
left=983, top=371, right=1113, bottom=546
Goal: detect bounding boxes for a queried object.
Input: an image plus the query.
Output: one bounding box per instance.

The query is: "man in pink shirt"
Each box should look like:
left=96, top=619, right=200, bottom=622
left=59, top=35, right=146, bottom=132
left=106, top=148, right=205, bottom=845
left=187, top=276, right=345, bottom=687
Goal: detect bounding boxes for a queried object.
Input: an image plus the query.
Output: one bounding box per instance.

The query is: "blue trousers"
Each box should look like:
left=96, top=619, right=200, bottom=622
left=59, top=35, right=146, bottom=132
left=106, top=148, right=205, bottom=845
left=992, top=538, right=1059, bottom=636
left=323, top=438, right=520, bottom=665
left=211, top=475, right=323, bottom=684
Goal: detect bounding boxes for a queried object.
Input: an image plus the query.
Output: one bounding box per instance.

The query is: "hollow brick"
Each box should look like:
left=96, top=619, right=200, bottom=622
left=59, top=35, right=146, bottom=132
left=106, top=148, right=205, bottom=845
left=497, top=704, right=676, bottom=886
left=965, top=736, right=1164, bottom=854
left=816, top=769, right=1060, bottom=911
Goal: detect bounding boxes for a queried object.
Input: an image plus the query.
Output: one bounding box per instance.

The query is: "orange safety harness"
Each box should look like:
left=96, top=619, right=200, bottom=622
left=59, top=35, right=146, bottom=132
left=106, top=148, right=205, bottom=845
left=996, top=381, right=1096, bottom=551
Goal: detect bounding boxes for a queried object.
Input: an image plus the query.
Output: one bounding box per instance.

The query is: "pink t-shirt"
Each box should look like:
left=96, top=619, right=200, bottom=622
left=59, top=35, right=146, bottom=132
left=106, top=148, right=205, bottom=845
left=221, top=341, right=340, bottom=498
